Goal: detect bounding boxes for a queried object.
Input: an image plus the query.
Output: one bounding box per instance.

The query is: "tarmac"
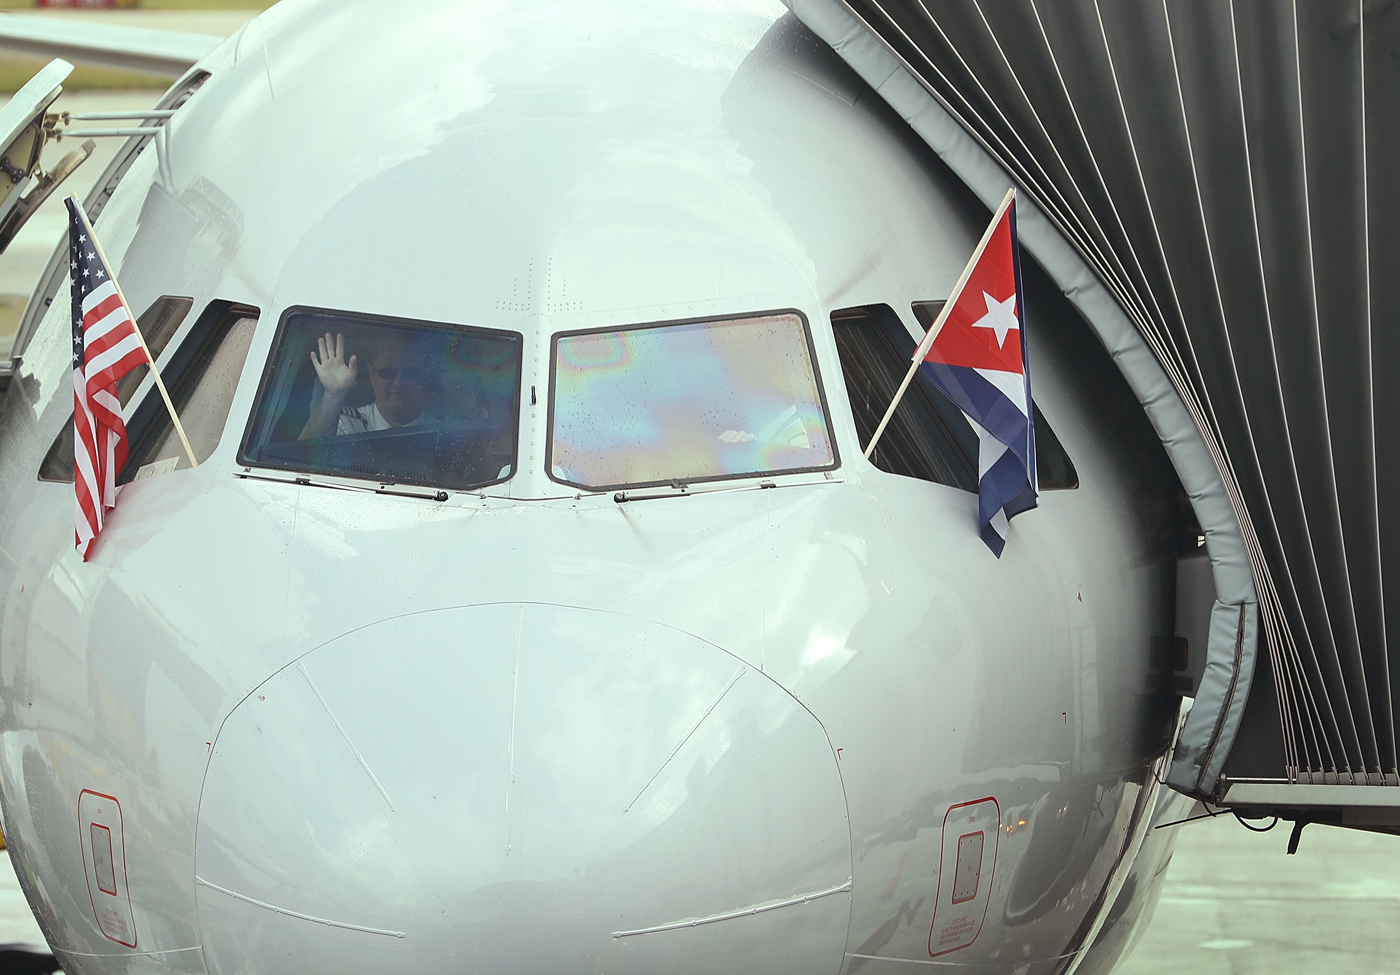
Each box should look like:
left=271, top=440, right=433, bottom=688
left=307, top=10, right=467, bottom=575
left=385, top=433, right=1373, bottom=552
left=1115, top=814, right=1400, bottom=975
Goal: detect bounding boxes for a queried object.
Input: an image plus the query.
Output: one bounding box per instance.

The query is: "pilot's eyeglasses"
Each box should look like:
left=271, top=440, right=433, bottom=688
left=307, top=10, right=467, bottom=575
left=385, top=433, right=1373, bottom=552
left=371, top=365, right=424, bottom=382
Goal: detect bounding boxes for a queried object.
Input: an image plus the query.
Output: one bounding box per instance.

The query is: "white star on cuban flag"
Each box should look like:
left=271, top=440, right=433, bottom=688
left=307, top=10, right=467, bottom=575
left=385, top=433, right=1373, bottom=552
left=917, top=189, right=1036, bottom=556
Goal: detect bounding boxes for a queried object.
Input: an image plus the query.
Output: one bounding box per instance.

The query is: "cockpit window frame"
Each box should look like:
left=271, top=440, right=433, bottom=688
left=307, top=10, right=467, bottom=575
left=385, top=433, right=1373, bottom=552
left=236, top=304, right=524, bottom=494
left=545, top=307, right=841, bottom=493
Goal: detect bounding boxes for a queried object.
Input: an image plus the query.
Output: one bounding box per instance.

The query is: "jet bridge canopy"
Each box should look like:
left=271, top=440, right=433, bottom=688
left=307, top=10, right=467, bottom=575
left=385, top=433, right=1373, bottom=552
left=784, top=0, right=1400, bottom=816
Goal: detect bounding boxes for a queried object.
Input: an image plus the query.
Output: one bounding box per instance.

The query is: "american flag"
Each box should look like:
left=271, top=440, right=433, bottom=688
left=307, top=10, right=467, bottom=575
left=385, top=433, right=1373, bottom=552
left=67, top=197, right=148, bottom=560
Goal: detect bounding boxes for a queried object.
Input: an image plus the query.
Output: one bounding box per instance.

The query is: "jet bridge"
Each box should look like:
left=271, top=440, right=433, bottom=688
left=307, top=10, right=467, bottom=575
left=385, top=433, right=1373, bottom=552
left=784, top=0, right=1400, bottom=829
left=0, top=49, right=211, bottom=403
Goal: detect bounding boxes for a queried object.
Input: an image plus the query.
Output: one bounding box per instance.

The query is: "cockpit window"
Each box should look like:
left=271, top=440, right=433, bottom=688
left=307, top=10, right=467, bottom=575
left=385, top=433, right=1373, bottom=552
left=548, top=311, right=837, bottom=490
left=239, top=308, right=521, bottom=491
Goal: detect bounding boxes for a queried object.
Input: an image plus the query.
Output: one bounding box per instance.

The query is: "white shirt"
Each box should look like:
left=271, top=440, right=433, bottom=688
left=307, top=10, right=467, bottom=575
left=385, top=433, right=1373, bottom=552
left=336, top=403, right=434, bottom=435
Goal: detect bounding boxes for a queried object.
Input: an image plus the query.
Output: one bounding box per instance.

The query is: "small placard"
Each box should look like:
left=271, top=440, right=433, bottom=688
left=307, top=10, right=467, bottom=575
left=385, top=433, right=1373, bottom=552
left=133, top=456, right=180, bottom=482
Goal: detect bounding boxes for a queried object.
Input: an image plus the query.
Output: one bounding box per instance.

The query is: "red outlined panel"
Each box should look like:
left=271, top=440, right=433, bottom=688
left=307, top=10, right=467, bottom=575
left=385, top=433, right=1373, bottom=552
left=928, top=797, right=999, bottom=958
left=78, top=790, right=137, bottom=948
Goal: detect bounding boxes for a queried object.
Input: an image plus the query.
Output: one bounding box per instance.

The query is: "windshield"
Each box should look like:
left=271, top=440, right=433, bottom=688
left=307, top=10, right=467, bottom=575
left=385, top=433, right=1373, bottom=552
left=240, top=309, right=521, bottom=491
left=548, top=312, right=837, bottom=490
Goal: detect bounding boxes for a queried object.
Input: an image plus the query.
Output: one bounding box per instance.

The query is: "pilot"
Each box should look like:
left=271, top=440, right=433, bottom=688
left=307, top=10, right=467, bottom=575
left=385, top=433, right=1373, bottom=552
left=298, top=331, right=435, bottom=438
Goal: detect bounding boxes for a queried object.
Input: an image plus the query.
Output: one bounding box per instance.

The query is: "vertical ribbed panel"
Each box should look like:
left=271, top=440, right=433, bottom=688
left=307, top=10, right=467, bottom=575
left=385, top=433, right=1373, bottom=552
left=1369, top=3, right=1400, bottom=780
left=816, top=0, right=1400, bottom=786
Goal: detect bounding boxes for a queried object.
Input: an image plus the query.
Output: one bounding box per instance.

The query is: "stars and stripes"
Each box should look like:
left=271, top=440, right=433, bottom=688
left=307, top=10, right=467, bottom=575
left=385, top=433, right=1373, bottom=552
left=917, top=190, right=1036, bottom=556
left=68, top=196, right=148, bottom=560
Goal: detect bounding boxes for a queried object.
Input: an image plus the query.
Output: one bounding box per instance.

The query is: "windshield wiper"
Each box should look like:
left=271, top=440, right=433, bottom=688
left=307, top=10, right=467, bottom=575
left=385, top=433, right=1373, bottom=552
left=614, top=479, right=777, bottom=504
left=235, top=467, right=451, bottom=502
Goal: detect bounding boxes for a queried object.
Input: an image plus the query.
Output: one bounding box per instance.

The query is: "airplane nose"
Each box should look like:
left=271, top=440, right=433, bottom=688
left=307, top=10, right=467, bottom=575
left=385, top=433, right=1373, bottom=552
left=194, top=604, right=852, bottom=974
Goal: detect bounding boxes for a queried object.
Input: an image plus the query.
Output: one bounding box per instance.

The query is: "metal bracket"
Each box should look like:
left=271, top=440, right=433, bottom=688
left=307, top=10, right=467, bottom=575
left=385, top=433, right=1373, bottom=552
left=1221, top=780, right=1400, bottom=832
left=55, top=128, right=162, bottom=140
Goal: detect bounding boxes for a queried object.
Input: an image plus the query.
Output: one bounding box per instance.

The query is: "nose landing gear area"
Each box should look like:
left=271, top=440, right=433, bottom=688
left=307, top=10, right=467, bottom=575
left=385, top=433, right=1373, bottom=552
left=193, top=604, right=852, bottom=974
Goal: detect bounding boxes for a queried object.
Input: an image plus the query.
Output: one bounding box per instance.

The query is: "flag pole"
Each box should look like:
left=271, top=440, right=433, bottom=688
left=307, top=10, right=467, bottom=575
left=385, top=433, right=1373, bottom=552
left=864, top=187, right=1017, bottom=460
left=70, top=195, right=198, bottom=470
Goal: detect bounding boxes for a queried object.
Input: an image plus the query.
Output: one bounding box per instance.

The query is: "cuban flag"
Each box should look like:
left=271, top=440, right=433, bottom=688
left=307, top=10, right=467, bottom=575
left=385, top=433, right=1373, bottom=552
left=917, top=190, right=1036, bottom=556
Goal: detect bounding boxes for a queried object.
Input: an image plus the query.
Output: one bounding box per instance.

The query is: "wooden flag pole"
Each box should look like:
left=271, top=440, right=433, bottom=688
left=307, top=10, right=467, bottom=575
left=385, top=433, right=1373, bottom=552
left=70, top=195, right=198, bottom=470
left=864, top=187, right=1017, bottom=460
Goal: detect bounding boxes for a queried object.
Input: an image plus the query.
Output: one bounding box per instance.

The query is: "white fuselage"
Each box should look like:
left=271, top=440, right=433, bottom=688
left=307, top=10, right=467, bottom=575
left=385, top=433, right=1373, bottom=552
left=0, top=2, right=1190, bottom=972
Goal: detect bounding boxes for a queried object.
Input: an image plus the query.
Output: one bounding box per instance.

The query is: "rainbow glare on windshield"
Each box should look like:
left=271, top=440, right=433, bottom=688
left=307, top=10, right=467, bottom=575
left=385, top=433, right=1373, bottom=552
left=549, top=313, right=836, bottom=489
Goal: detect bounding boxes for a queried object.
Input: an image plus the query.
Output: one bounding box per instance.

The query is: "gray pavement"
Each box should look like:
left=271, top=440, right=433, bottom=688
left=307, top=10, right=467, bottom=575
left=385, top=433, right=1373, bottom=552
left=1117, top=815, right=1400, bottom=975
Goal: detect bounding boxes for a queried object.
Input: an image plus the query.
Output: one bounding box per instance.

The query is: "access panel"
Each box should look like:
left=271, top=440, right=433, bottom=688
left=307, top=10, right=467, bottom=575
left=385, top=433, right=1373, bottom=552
left=928, top=796, right=999, bottom=958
